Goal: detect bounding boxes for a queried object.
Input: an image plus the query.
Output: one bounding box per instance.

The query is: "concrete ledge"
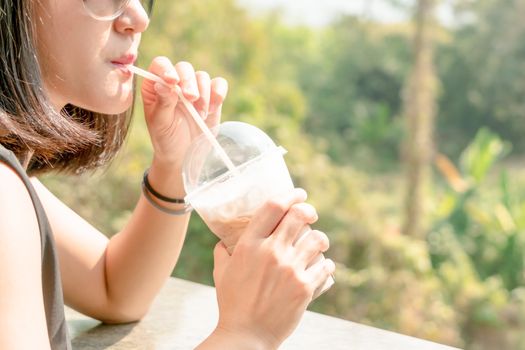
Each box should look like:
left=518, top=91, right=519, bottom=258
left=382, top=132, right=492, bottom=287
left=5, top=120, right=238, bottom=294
left=66, top=278, right=460, bottom=349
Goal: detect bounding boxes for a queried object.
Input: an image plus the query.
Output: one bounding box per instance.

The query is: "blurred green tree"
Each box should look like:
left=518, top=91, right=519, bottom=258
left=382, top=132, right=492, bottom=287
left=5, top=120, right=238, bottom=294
left=402, top=0, right=439, bottom=238
left=437, top=0, right=525, bottom=155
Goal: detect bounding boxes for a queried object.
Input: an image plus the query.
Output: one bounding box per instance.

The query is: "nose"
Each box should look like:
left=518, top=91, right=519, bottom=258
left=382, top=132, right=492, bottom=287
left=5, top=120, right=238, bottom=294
left=114, top=0, right=150, bottom=34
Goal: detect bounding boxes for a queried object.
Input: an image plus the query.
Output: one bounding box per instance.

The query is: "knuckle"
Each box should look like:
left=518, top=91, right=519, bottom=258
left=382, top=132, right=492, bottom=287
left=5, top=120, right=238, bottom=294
left=289, top=204, right=306, bottom=219
left=290, top=203, right=316, bottom=222
left=265, top=249, right=280, bottom=267
left=282, top=264, right=296, bottom=278
left=310, top=230, right=329, bottom=251
left=265, top=198, right=287, bottom=214
left=261, top=242, right=286, bottom=268
left=309, top=231, right=323, bottom=244
left=234, top=240, right=251, bottom=256
left=294, top=281, right=312, bottom=300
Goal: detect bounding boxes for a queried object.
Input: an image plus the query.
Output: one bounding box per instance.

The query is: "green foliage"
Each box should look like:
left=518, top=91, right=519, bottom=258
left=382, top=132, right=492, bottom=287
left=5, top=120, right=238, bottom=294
left=430, top=128, right=525, bottom=348
left=437, top=0, right=525, bottom=155
left=431, top=129, right=520, bottom=288
left=460, top=128, right=512, bottom=185
left=299, top=18, right=410, bottom=167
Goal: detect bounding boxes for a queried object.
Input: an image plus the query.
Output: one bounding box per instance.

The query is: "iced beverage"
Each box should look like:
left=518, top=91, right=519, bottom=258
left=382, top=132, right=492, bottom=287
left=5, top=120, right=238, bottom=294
left=183, top=122, right=334, bottom=295
left=186, top=146, right=293, bottom=252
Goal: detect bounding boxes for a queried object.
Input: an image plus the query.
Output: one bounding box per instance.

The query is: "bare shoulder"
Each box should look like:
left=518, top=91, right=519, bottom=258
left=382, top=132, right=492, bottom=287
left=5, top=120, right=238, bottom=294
left=0, top=162, right=51, bottom=348
left=0, top=161, right=41, bottom=268
left=0, top=162, right=37, bottom=228
left=0, top=160, right=41, bottom=270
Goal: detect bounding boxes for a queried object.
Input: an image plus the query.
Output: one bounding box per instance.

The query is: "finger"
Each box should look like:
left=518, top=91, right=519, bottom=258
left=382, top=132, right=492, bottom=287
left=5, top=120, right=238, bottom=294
left=149, top=56, right=180, bottom=83
left=141, top=56, right=180, bottom=107
left=306, top=258, right=336, bottom=300
left=213, top=241, right=230, bottom=282
left=175, top=61, right=199, bottom=102
left=294, top=230, right=329, bottom=269
left=194, top=71, right=211, bottom=119
left=141, top=58, right=183, bottom=124
left=206, top=77, right=228, bottom=129
left=243, top=188, right=307, bottom=240
left=271, top=203, right=318, bottom=247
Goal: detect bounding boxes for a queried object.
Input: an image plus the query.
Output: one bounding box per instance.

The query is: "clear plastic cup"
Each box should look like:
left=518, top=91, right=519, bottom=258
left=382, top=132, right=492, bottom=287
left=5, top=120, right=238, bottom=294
left=183, top=121, right=334, bottom=295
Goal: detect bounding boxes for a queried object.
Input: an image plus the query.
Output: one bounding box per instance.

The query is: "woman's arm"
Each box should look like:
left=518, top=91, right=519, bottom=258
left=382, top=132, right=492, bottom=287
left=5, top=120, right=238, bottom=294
left=32, top=58, right=227, bottom=323
left=196, top=328, right=268, bottom=350
left=0, top=164, right=51, bottom=349
left=31, top=163, right=192, bottom=323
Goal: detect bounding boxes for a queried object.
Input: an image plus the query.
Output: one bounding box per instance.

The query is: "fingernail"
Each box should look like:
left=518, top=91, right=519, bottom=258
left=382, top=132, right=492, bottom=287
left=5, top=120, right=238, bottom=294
left=154, top=82, right=171, bottom=96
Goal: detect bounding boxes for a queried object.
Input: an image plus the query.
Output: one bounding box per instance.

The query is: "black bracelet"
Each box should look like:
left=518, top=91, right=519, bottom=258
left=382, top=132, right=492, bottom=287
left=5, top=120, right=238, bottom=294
left=141, top=181, right=193, bottom=216
left=143, top=168, right=186, bottom=204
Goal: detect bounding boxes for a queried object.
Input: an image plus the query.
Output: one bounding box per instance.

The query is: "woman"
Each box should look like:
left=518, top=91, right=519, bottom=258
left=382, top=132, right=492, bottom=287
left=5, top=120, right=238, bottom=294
left=0, top=0, right=335, bottom=349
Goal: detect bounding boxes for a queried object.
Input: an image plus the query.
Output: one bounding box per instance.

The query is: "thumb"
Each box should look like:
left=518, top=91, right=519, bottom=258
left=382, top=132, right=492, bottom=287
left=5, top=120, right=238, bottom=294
left=213, top=241, right=230, bottom=282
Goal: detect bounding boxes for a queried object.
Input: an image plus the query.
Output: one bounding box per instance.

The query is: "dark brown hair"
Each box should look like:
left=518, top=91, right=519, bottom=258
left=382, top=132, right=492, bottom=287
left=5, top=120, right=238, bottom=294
left=0, top=0, right=146, bottom=175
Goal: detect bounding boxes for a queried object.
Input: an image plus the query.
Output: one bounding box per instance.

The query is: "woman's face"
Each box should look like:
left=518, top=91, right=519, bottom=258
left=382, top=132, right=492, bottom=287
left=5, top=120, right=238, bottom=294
left=35, top=0, right=150, bottom=114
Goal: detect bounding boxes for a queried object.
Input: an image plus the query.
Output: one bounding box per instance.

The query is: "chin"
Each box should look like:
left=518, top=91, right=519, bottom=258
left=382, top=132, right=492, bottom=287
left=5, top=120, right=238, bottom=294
left=87, top=92, right=134, bottom=115
left=106, top=97, right=134, bottom=115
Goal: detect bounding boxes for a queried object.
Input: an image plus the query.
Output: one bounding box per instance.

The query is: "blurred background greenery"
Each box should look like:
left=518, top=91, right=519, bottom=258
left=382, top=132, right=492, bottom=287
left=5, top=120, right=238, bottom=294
left=41, top=0, right=525, bottom=348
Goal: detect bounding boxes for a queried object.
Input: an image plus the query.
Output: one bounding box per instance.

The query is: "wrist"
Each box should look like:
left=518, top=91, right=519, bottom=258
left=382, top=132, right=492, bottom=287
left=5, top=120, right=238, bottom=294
left=148, top=159, right=186, bottom=200
left=212, top=325, right=279, bottom=350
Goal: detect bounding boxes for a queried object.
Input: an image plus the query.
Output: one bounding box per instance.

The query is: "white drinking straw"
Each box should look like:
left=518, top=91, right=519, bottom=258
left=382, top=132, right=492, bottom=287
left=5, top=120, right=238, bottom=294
left=128, top=65, right=239, bottom=174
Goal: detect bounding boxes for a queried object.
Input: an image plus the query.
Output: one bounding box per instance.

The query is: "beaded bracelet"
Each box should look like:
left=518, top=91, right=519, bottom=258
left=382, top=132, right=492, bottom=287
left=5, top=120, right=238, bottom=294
left=141, top=168, right=193, bottom=216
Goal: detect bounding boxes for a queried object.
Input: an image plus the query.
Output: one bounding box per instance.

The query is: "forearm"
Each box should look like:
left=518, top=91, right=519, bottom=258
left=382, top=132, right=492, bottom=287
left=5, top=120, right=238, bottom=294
left=104, top=162, right=190, bottom=320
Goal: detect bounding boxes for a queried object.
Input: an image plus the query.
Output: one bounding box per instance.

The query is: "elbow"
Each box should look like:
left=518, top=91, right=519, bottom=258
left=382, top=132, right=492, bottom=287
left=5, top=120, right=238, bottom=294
left=97, top=302, right=151, bottom=324
left=99, top=313, right=145, bottom=325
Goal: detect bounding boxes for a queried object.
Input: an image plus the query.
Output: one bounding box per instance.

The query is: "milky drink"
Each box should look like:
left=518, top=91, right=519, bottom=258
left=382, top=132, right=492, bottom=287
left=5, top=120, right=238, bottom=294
left=183, top=122, right=334, bottom=296
left=187, top=146, right=292, bottom=252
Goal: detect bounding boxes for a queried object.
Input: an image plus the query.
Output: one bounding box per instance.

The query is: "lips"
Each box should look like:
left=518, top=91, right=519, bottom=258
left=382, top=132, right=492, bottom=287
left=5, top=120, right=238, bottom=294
left=111, top=53, right=137, bottom=66
left=111, top=54, right=137, bottom=76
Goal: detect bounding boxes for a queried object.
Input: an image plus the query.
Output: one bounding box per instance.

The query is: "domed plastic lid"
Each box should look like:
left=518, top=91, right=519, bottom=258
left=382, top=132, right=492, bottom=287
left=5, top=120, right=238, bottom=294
left=182, top=121, right=279, bottom=196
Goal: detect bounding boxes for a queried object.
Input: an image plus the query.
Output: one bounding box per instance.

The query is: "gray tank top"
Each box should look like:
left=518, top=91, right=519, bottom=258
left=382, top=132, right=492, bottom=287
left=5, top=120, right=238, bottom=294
left=0, top=145, right=71, bottom=349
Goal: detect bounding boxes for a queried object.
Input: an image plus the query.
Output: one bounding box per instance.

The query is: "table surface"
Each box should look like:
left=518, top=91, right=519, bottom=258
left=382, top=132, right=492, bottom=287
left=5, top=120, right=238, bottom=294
left=66, top=278, right=460, bottom=350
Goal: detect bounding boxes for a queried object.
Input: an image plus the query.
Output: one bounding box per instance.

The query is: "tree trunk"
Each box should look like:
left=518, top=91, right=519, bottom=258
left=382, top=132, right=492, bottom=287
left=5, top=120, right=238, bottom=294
left=402, top=0, right=438, bottom=238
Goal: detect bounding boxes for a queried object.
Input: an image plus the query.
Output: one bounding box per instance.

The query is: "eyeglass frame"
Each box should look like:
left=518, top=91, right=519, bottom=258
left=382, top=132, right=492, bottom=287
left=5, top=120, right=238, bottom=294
left=82, top=0, right=154, bottom=21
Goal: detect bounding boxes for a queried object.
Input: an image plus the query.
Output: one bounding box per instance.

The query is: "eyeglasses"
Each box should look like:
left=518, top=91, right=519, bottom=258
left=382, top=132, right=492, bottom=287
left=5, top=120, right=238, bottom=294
left=82, top=0, right=153, bottom=21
